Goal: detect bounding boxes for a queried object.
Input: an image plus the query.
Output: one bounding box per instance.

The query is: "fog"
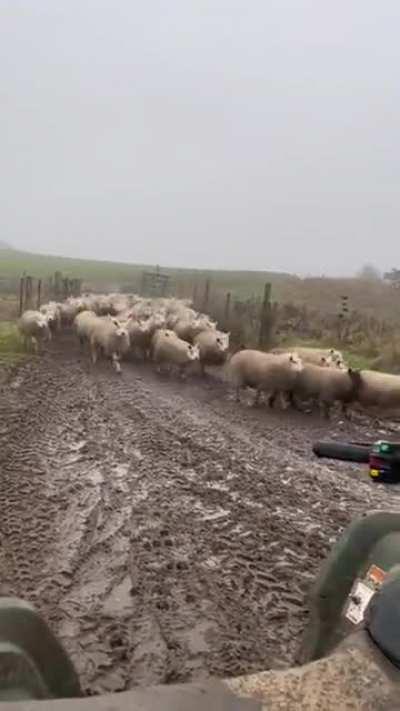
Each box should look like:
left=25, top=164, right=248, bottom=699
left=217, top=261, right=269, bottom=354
left=1, top=1, right=400, bottom=275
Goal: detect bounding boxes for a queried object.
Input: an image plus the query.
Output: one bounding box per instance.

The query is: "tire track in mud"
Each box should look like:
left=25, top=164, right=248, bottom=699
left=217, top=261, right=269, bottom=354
left=0, top=347, right=398, bottom=695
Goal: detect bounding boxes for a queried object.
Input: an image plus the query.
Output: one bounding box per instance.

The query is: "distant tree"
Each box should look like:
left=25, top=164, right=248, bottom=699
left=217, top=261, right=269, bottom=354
left=384, top=268, right=400, bottom=281
left=357, top=264, right=381, bottom=281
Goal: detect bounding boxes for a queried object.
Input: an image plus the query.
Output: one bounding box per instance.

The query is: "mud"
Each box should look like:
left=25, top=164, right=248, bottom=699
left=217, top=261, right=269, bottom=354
left=0, top=339, right=399, bottom=695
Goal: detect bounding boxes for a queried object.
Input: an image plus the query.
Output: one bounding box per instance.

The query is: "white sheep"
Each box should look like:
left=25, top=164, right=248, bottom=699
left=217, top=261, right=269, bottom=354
left=272, top=346, right=344, bottom=368
left=355, top=370, right=400, bottom=411
left=152, top=329, right=200, bottom=376
left=89, top=316, right=130, bottom=373
left=174, top=315, right=216, bottom=343
left=228, top=349, right=303, bottom=406
left=194, top=329, right=230, bottom=375
left=18, top=310, right=51, bottom=352
left=290, top=363, right=361, bottom=418
left=74, top=310, right=98, bottom=349
left=40, top=302, right=62, bottom=335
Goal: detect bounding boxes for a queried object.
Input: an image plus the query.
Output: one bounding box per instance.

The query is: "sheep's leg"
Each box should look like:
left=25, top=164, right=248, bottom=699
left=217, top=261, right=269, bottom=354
left=90, top=342, right=98, bottom=365
left=341, top=401, right=351, bottom=420
left=267, top=391, right=277, bottom=408
left=235, top=385, right=241, bottom=403
left=155, top=360, right=162, bottom=375
left=321, top=400, right=331, bottom=419
left=112, top=353, right=121, bottom=374
left=279, top=391, right=290, bottom=409
left=32, top=336, right=38, bottom=354
left=253, top=389, right=261, bottom=407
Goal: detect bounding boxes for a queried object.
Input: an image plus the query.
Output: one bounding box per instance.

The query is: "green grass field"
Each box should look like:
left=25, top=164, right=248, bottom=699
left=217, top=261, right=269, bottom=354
left=0, top=321, right=25, bottom=365
left=0, top=247, right=285, bottom=299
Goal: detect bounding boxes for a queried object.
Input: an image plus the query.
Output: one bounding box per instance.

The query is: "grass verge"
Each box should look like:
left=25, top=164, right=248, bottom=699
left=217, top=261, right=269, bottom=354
left=0, top=321, right=25, bottom=366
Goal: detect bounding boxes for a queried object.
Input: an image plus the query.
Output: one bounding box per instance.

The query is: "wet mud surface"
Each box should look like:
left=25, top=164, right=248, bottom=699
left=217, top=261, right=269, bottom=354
left=0, top=338, right=399, bottom=694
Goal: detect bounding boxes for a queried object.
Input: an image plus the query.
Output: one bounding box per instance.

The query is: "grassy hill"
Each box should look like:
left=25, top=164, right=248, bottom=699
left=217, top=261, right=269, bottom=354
left=0, top=246, right=398, bottom=322
left=0, top=247, right=291, bottom=298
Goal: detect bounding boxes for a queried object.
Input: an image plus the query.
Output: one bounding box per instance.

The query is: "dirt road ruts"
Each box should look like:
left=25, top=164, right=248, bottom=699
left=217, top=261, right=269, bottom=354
left=0, top=342, right=397, bottom=694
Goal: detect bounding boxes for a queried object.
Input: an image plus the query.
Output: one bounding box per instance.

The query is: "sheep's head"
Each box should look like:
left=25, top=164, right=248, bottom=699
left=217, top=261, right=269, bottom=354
left=187, top=344, right=200, bottom=361
left=215, top=331, right=230, bottom=353
left=323, top=354, right=347, bottom=370
left=329, top=349, right=343, bottom=364
left=111, top=317, right=129, bottom=340
left=288, top=352, right=303, bottom=372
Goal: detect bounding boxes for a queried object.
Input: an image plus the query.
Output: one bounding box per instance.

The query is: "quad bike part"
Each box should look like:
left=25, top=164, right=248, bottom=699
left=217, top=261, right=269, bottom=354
left=369, top=440, right=400, bottom=482
left=0, top=598, right=81, bottom=700
left=0, top=629, right=399, bottom=710
left=312, top=440, right=371, bottom=463
left=298, top=510, right=400, bottom=663
left=313, top=439, right=400, bottom=482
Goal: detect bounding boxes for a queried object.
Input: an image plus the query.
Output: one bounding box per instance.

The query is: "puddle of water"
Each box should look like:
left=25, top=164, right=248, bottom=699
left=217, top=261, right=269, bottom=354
left=103, top=576, right=132, bottom=616
left=87, top=469, right=104, bottom=486
left=177, top=619, right=217, bottom=655
left=202, top=555, right=223, bottom=570
left=10, top=376, right=23, bottom=390
left=206, top=481, right=229, bottom=492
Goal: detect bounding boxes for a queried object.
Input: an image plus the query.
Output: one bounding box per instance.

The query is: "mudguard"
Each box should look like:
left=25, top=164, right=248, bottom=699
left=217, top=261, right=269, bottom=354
left=0, top=598, right=81, bottom=700
left=298, top=510, right=400, bottom=663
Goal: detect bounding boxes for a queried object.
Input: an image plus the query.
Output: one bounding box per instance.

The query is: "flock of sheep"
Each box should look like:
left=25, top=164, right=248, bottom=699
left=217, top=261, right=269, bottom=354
left=18, top=293, right=400, bottom=418
left=17, top=294, right=228, bottom=375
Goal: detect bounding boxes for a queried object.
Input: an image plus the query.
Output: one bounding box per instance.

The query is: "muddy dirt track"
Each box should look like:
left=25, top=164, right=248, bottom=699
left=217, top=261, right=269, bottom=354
left=0, top=339, right=398, bottom=695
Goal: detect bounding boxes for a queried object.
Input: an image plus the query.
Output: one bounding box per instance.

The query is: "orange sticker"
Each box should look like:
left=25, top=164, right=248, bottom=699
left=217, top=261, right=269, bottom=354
left=366, top=564, right=386, bottom=587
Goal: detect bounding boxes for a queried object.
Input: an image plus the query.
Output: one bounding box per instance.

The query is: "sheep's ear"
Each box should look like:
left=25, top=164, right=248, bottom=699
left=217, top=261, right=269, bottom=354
left=112, top=318, right=119, bottom=327
left=321, top=356, right=327, bottom=364
left=289, top=355, right=294, bottom=362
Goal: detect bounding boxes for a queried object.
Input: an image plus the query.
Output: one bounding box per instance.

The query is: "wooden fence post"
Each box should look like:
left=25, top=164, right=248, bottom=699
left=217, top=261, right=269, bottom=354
left=54, top=271, right=62, bottom=300
left=37, top=279, right=42, bottom=309
left=258, top=282, right=272, bottom=349
left=19, top=276, right=25, bottom=316
left=224, top=292, right=231, bottom=327
left=25, top=276, right=33, bottom=310
left=62, top=278, right=70, bottom=300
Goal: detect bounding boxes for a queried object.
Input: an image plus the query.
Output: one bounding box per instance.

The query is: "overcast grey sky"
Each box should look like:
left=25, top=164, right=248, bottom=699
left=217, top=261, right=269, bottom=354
left=1, top=1, right=399, bottom=275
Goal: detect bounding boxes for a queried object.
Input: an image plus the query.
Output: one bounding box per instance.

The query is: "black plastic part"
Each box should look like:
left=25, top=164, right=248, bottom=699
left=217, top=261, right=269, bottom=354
left=0, top=598, right=81, bottom=699
left=366, top=576, right=400, bottom=669
left=313, top=440, right=371, bottom=463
